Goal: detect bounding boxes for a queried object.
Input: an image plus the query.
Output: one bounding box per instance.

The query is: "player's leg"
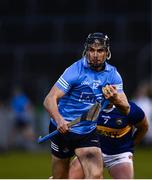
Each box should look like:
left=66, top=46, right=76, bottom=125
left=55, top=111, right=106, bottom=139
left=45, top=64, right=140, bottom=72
left=68, top=156, right=84, bottom=179
left=104, top=152, right=134, bottom=179
left=109, top=162, right=134, bottom=179
left=74, top=130, right=103, bottom=179
left=49, top=122, right=73, bottom=178
left=69, top=130, right=103, bottom=179
left=75, top=146, right=103, bottom=179
left=51, top=154, right=70, bottom=178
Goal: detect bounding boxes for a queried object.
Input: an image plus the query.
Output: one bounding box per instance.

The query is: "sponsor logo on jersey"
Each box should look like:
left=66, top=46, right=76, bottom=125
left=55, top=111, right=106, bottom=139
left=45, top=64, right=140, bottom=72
left=97, top=125, right=132, bottom=138
left=79, top=92, right=96, bottom=104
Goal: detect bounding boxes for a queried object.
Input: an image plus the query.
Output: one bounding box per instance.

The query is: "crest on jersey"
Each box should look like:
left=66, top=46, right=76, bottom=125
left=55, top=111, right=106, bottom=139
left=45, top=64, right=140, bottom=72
left=116, top=118, right=122, bottom=125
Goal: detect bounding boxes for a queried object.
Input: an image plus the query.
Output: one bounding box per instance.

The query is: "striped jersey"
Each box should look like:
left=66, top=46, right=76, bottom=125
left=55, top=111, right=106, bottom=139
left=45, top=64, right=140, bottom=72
left=97, top=101, right=145, bottom=154
left=50, top=57, right=124, bottom=134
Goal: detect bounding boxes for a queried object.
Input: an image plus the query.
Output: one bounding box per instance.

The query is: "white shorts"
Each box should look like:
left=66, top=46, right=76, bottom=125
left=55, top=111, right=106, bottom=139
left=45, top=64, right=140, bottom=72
left=102, top=152, right=133, bottom=169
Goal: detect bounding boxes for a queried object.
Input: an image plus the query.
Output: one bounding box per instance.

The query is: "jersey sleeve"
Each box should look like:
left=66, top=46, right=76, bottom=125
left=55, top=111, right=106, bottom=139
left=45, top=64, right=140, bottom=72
left=128, top=102, right=145, bottom=125
left=111, top=67, right=123, bottom=93
left=55, top=63, right=80, bottom=93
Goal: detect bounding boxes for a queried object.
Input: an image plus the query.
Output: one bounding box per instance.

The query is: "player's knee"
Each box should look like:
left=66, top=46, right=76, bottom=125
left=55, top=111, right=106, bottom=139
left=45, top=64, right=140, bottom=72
left=69, top=158, right=84, bottom=178
left=86, top=163, right=103, bottom=179
left=89, top=168, right=103, bottom=179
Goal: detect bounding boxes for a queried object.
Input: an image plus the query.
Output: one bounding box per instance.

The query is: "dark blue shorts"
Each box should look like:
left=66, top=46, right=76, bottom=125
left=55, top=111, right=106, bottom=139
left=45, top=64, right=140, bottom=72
left=49, top=122, right=100, bottom=158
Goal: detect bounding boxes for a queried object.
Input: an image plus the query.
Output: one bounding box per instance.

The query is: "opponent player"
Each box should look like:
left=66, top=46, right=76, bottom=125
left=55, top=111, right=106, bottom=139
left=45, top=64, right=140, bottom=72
left=43, top=32, right=130, bottom=178
left=68, top=101, right=148, bottom=179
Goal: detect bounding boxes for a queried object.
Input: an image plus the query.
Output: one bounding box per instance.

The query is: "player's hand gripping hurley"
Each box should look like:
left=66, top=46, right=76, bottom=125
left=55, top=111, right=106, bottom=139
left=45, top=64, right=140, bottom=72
left=37, top=99, right=109, bottom=144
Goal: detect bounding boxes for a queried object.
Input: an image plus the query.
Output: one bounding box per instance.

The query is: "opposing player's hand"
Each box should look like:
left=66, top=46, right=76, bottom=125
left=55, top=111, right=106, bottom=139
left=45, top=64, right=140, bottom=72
left=57, top=119, right=69, bottom=134
left=102, top=85, right=118, bottom=101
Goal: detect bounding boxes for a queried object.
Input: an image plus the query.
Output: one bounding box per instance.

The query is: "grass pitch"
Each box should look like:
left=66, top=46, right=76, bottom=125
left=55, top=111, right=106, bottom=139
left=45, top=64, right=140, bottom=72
left=0, top=146, right=152, bottom=179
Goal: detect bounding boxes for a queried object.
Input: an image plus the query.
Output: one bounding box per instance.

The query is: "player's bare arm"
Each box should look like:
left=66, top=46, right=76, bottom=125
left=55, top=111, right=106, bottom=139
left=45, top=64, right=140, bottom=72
left=133, top=116, right=149, bottom=145
left=102, top=85, right=130, bottom=115
left=43, top=85, right=69, bottom=133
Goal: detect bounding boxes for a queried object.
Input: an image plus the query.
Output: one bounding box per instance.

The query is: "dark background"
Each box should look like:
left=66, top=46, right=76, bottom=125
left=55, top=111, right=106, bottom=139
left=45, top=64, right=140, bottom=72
left=0, top=1, right=151, bottom=178
left=0, top=0, right=151, bottom=105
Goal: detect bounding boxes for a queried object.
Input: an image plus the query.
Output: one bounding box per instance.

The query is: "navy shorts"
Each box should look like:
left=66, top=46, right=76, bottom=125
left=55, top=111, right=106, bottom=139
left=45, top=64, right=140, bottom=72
left=49, top=122, right=100, bottom=158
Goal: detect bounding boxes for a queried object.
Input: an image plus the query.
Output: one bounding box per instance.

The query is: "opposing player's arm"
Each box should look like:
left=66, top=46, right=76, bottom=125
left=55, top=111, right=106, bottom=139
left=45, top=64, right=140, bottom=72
left=102, top=85, right=130, bottom=115
left=133, top=116, right=149, bottom=145
left=43, top=85, right=69, bottom=133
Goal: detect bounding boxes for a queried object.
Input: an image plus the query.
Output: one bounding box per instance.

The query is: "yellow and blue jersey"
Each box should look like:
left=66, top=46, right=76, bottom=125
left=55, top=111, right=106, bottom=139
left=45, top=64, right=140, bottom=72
left=97, top=101, right=145, bottom=155
left=51, top=57, right=123, bottom=134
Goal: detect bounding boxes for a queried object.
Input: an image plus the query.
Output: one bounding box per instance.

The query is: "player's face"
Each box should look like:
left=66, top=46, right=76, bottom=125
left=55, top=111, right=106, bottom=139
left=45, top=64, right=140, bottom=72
left=86, top=42, right=108, bottom=71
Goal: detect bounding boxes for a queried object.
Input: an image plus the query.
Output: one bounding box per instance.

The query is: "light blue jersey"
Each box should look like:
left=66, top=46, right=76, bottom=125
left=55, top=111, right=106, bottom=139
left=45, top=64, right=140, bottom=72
left=50, top=57, right=123, bottom=134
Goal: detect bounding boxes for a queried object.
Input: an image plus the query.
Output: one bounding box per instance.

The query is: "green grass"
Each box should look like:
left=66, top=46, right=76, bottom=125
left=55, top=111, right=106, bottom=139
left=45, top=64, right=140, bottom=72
left=0, top=150, right=51, bottom=179
left=134, top=147, right=152, bottom=178
left=0, top=147, right=152, bottom=179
